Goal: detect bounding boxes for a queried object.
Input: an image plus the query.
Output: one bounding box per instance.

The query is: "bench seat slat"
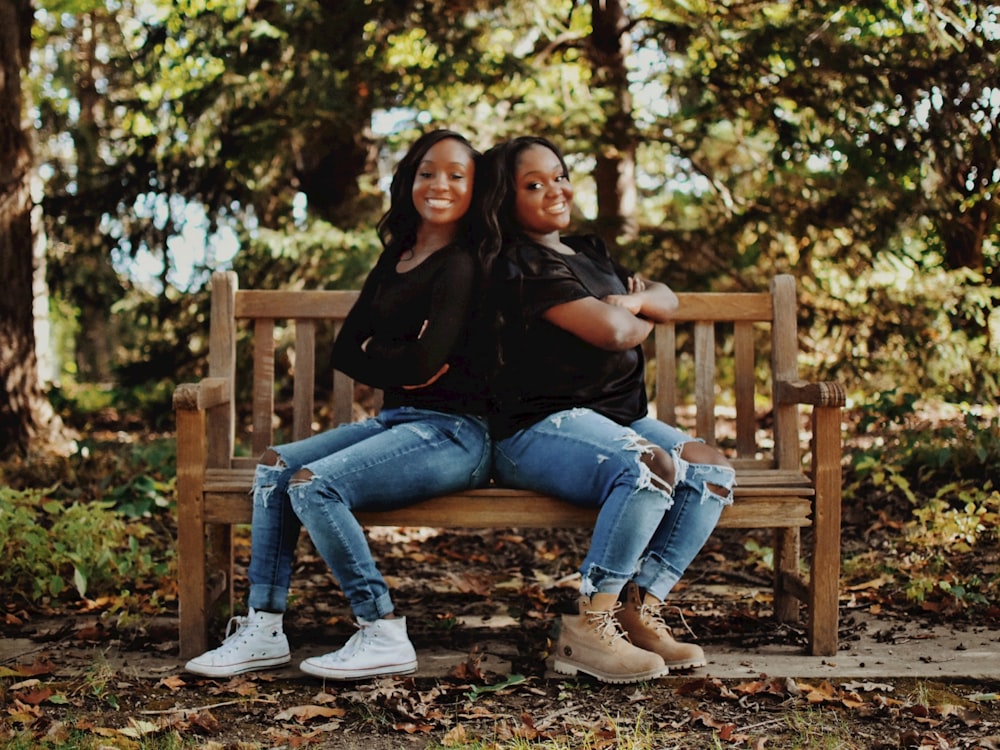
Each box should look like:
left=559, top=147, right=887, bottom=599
left=202, top=489, right=813, bottom=529
left=202, top=467, right=814, bottom=492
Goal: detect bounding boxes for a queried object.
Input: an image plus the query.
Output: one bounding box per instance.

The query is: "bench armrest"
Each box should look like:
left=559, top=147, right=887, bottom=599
left=775, top=379, right=846, bottom=408
left=173, top=378, right=232, bottom=412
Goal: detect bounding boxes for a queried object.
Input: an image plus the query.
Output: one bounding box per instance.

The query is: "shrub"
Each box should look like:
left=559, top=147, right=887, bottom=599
left=0, top=486, right=171, bottom=604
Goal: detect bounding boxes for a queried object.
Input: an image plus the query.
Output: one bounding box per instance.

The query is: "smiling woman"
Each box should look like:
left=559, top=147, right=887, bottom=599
left=397, top=137, right=476, bottom=270
left=182, top=129, right=498, bottom=682
left=478, top=135, right=736, bottom=684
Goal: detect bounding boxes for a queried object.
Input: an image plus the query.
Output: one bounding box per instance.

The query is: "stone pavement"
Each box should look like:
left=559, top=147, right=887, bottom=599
left=3, top=609, right=998, bottom=683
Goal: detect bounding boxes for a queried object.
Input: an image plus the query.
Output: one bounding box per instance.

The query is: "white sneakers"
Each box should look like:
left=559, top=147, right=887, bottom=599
left=184, top=611, right=418, bottom=681
left=184, top=609, right=291, bottom=677
left=300, top=617, right=418, bottom=680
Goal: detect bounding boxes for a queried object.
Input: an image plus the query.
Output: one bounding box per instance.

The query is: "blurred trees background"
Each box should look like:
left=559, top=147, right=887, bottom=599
left=3, top=0, right=998, bottom=457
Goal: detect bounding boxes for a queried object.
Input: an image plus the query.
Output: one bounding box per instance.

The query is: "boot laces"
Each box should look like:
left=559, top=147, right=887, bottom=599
left=640, top=602, right=696, bottom=640
left=584, top=603, right=629, bottom=643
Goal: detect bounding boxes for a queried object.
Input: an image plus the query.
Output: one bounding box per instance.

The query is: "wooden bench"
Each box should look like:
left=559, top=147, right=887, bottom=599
left=174, top=270, right=846, bottom=659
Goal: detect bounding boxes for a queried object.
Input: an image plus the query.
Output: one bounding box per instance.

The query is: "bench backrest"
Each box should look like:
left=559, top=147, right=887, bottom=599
left=202, top=271, right=802, bottom=473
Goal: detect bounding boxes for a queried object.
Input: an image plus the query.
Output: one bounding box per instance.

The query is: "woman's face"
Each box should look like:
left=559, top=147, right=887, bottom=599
left=411, top=138, right=476, bottom=228
left=512, top=144, right=573, bottom=236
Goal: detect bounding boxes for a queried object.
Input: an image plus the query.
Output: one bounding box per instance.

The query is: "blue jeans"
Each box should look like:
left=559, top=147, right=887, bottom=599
left=493, top=408, right=735, bottom=601
left=247, top=407, right=491, bottom=621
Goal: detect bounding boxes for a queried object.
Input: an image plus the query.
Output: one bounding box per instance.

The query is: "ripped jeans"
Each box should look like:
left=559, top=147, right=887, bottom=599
left=246, top=407, right=491, bottom=621
left=493, top=408, right=735, bottom=601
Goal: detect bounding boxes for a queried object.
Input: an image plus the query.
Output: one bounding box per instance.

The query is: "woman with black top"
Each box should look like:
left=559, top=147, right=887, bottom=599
left=480, top=136, right=736, bottom=684
left=185, top=130, right=492, bottom=681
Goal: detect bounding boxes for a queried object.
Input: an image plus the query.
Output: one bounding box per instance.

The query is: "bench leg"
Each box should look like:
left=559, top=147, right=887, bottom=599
left=206, top=523, right=234, bottom=630
left=176, top=409, right=208, bottom=660
left=808, top=405, right=843, bottom=656
left=773, top=527, right=801, bottom=624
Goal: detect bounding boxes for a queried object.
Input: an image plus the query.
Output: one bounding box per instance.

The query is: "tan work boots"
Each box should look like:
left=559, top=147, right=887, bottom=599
left=615, top=581, right=707, bottom=669
left=552, top=596, right=669, bottom=683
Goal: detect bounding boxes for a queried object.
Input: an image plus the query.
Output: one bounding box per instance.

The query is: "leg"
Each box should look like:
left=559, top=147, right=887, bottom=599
left=184, top=449, right=296, bottom=676
left=495, top=408, right=681, bottom=598
left=185, top=418, right=395, bottom=677
left=494, top=409, right=674, bottom=682
left=292, top=408, right=490, bottom=680
left=288, top=409, right=489, bottom=622
left=617, top=419, right=735, bottom=669
left=627, top=421, right=735, bottom=600
left=246, top=415, right=400, bottom=612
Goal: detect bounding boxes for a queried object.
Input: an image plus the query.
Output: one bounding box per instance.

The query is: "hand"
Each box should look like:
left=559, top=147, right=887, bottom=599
left=602, top=293, right=644, bottom=316
left=627, top=276, right=646, bottom=294
left=403, top=363, right=450, bottom=390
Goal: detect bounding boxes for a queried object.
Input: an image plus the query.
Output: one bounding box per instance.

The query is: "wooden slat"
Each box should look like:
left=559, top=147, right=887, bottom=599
left=734, top=320, right=756, bottom=458
left=235, top=290, right=360, bottom=319
left=201, top=487, right=814, bottom=529
left=331, top=320, right=354, bottom=427
left=770, top=275, right=801, bottom=471
left=201, top=468, right=813, bottom=494
left=252, top=320, right=275, bottom=456
left=233, top=289, right=771, bottom=323
left=670, top=293, right=773, bottom=322
left=207, top=271, right=237, bottom=468
left=293, top=319, right=316, bottom=441
left=694, top=321, right=715, bottom=444
left=654, top=323, right=677, bottom=424
left=201, top=465, right=815, bottom=528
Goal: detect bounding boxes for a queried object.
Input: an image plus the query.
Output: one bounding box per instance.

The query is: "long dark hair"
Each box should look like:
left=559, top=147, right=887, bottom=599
left=475, top=136, right=572, bottom=373
left=376, top=129, right=480, bottom=258
left=475, top=135, right=571, bottom=270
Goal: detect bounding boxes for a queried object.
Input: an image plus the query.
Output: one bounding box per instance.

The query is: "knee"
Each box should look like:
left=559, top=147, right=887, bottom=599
left=637, top=442, right=677, bottom=492
left=679, top=442, right=734, bottom=499
left=290, top=468, right=314, bottom=486
left=259, top=448, right=282, bottom=467
left=680, top=441, right=732, bottom=470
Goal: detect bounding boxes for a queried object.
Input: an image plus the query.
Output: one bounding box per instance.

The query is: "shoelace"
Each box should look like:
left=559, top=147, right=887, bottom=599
left=640, top=602, right=697, bottom=640
left=213, top=614, right=253, bottom=654
left=583, top=603, right=629, bottom=643
left=639, top=603, right=672, bottom=637
left=325, top=621, right=375, bottom=663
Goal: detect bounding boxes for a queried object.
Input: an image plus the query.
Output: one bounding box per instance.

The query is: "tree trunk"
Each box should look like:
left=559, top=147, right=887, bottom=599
left=71, top=10, right=116, bottom=383
left=589, top=0, right=638, bottom=246
left=0, top=0, right=68, bottom=457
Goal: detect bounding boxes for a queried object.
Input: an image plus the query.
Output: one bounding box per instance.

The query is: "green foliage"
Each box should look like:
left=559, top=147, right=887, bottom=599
left=0, top=487, right=170, bottom=603
left=0, top=730, right=191, bottom=750
left=845, top=390, right=1000, bottom=612
left=24, top=0, right=999, bottom=414
left=851, top=392, right=1000, bottom=493
left=0, top=437, right=176, bottom=612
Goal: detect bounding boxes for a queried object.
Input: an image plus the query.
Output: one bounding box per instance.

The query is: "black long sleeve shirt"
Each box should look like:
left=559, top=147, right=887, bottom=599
left=331, top=243, right=491, bottom=415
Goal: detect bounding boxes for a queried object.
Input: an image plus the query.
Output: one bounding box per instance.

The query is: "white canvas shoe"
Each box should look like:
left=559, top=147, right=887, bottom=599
left=184, top=609, right=290, bottom=677
left=299, top=616, right=418, bottom=680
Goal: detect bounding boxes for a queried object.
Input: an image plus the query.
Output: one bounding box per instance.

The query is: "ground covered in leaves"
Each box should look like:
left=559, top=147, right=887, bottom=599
left=3, top=404, right=1000, bottom=748
left=3, top=522, right=1000, bottom=749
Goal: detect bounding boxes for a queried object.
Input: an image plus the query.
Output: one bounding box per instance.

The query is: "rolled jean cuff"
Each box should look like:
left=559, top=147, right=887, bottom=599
left=352, top=591, right=395, bottom=623
left=248, top=584, right=288, bottom=614
left=579, top=563, right=634, bottom=598
left=633, top=553, right=683, bottom=601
